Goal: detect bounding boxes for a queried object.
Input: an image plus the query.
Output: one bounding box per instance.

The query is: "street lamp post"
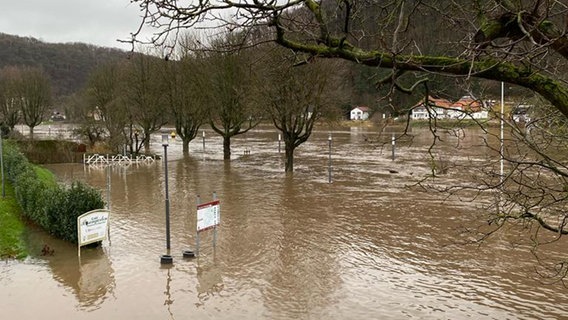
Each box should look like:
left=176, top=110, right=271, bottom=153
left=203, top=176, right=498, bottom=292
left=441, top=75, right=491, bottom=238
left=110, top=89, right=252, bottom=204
left=391, top=133, right=396, bottom=161
left=500, top=82, right=504, bottom=185
left=160, top=133, right=173, bottom=264
left=328, top=133, right=332, bottom=183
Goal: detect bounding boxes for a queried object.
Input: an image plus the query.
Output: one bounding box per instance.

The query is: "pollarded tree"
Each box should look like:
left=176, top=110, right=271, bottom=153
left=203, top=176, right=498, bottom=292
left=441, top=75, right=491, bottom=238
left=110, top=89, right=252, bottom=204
left=259, top=47, right=344, bottom=172
left=204, top=33, right=263, bottom=160
left=124, top=52, right=168, bottom=154
left=84, top=61, right=130, bottom=153
left=0, top=66, right=23, bottom=132
left=13, top=66, right=52, bottom=140
left=162, top=38, right=209, bottom=154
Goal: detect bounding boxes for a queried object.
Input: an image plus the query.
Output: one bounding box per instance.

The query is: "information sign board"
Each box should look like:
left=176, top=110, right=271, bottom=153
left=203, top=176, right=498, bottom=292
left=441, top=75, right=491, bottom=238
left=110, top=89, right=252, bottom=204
left=78, top=209, right=110, bottom=247
left=197, top=200, right=220, bottom=232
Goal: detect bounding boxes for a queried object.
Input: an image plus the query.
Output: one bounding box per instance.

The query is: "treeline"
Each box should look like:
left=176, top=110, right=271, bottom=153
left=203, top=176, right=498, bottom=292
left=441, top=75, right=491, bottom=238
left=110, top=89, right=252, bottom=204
left=72, top=34, right=345, bottom=172
left=0, top=33, right=127, bottom=96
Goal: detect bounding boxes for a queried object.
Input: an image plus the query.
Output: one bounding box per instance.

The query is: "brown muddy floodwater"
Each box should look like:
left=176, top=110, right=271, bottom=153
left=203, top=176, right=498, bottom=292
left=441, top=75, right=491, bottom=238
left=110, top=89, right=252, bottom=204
left=2, top=125, right=568, bottom=319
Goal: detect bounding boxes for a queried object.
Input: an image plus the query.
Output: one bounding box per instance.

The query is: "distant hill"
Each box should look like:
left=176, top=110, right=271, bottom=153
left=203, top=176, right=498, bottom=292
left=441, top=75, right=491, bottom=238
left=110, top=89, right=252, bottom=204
left=0, top=33, right=128, bottom=97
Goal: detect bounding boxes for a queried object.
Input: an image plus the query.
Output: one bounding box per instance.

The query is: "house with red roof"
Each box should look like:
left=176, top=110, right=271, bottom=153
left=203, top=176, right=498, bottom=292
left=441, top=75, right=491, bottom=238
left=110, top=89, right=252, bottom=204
left=411, top=96, right=453, bottom=120
left=447, top=96, right=488, bottom=119
left=411, top=95, right=489, bottom=120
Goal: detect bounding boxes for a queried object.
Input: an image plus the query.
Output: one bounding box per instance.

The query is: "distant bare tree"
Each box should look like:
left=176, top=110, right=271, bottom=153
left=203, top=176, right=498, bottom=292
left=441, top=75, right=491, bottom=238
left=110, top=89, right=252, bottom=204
left=0, top=66, right=23, bottom=132
left=124, top=52, right=168, bottom=154
left=204, top=33, right=263, bottom=160
left=16, top=66, right=52, bottom=140
left=259, top=47, right=344, bottom=172
left=85, top=61, right=130, bottom=152
left=163, top=38, right=209, bottom=154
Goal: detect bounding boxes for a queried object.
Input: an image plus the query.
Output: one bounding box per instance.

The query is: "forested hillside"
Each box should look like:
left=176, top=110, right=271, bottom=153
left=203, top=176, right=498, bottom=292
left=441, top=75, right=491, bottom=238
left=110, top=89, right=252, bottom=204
left=0, top=33, right=127, bottom=96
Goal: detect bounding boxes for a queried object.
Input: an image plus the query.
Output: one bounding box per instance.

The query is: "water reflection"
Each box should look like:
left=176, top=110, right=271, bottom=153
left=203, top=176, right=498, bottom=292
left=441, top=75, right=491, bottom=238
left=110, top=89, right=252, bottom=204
left=25, top=225, right=114, bottom=311
left=195, top=251, right=224, bottom=307
left=162, top=265, right=174, bottom=319
left=77, top=247, right=115, bottom=310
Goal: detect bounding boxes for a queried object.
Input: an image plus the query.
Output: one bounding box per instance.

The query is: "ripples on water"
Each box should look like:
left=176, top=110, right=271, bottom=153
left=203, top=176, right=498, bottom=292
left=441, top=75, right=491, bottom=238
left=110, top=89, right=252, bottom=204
left=2, top=126, right=568, bottom=319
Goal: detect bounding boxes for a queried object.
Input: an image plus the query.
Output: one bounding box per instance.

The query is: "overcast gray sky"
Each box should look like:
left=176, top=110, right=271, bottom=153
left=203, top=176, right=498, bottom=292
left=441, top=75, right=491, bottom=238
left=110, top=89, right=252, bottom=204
left=1, top=0, right=148, bottom=50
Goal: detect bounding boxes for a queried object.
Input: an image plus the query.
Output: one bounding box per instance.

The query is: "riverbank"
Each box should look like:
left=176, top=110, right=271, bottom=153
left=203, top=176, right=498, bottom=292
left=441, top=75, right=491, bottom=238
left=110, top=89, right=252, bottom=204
left=0, top=182, right=27, bottom=259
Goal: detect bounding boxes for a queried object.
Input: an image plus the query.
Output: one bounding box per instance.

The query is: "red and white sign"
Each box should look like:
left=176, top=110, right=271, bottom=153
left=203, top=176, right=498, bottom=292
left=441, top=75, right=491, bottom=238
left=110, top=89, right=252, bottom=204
left=197, top=200, right=220, bottom=232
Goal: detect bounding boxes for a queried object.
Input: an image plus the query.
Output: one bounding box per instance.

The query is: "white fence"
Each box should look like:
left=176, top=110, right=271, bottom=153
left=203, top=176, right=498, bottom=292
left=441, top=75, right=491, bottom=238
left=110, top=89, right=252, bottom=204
left=83, top=154, right=157, bottom=165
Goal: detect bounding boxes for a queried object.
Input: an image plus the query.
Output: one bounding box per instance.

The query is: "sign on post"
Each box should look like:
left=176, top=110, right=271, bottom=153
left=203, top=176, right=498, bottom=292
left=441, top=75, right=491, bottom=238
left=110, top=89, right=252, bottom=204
left=77, top=209, right=110, bottom=257
left=197, top=200, right=220, bottom=232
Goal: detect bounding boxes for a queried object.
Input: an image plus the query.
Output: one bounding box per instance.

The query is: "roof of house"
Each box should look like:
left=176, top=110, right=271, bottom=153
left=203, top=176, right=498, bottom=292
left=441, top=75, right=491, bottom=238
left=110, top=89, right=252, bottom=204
left=352, top=106, right=370, bottom=112
left=413, top=96, right=453, bottom=108
left=451, top=96, right=483, bottom=112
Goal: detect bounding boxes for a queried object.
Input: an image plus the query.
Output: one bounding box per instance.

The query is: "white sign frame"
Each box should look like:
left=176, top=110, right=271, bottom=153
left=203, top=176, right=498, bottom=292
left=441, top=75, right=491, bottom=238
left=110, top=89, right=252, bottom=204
left=77, top=209, right=110, bottom=257
left=197, top=200, right=220, bottom=232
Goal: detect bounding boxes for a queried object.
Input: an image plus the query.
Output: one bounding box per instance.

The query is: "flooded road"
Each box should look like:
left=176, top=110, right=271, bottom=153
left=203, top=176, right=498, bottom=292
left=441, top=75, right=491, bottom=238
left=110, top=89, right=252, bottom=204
left=2, top=125, right=567, bottom=319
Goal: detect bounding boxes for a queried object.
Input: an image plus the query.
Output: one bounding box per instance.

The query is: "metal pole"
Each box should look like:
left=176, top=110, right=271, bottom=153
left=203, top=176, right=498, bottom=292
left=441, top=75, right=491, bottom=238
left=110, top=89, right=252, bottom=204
left=500, top=82, right=504, bottom=185
left=278, top=134, right=281, bottom=154
left=106, top=165, right=111, bottom=245
left=213, top=192, right=218, bottom=247
left=1, top=133, right=4, bottom=198
left=202, top=130, right=206, bottom=153
left=391, top=134, right=396, bottom=161
left=196, top=195, right=201, bottom=256
left=160, top=134, right=172, bottom=262
left=164, top=144, right=171, bottom=251
left=328, top=133, right=332, bottom=183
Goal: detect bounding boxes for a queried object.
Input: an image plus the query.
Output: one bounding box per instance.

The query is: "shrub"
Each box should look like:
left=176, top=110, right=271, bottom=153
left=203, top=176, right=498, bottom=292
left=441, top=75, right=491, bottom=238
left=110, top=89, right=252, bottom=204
left=2, top=141, right=105, bottom=243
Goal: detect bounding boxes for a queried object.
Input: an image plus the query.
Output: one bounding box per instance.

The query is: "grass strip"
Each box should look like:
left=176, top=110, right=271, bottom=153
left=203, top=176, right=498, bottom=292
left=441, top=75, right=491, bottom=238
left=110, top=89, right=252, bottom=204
left=0, top=181, right=27, bottom=259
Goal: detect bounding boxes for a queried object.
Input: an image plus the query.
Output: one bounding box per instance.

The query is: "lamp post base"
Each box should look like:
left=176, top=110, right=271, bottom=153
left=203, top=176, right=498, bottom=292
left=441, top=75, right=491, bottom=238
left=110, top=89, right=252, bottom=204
left=183, top=250, right=196, bottom=258
left=160, top=254, right=173, bottom=264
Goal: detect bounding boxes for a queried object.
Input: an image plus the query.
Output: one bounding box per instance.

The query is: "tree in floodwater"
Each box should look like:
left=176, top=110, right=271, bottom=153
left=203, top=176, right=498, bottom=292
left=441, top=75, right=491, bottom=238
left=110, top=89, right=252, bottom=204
left=124, top=52, right=168, bottom=154
left=84, top=61, right=130, bottom=153
left=259, top=48, right=344, bottom=173
left=162, top=38, right=209, bottom=154
left=16, top=66, right=52, bottom=140
left=0, top=66, right=23, bottom=133
left=205, top=34, right=263, bottom=160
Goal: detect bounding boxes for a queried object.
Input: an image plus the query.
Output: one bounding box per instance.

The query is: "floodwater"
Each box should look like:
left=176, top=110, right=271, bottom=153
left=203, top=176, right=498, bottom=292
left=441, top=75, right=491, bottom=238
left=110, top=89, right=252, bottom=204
left=2, top=124, right=568, bottom=319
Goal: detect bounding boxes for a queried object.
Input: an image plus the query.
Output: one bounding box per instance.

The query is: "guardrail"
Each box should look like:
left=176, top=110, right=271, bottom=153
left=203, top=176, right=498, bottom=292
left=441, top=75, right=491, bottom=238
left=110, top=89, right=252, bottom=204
left=83, top=154, right=158, bottom=165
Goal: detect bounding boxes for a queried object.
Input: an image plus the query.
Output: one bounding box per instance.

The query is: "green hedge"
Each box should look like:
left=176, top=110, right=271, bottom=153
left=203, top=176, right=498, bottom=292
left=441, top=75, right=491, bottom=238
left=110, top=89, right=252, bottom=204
left=3, top=140, right=104, bottom=243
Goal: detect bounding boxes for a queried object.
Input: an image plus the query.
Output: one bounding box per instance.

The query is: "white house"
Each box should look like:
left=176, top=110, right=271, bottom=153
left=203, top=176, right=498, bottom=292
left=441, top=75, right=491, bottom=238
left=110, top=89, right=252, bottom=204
left=412, top=95, right=489, bottom=120
left=350, top=106, right=371, bottom=120
left=447, top=96, right=489, bottom=120
left=512, top=104, right=533, bottom=123
left=411, top=96, right=453, bottom=120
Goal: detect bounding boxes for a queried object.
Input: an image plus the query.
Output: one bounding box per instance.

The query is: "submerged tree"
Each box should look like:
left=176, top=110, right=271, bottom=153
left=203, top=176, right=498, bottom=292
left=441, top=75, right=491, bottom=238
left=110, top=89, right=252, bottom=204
left=84, top=61, right=129, bottom=153
left=17, top=66, right=52, bottom=140
left=162, top=38, right=209, bottom=154
left=204, top=33, right=263, bottom=160
left=260, top=47, right=344, bottom=172
left=0, top=66, right=23, bottom=132
left=124, top=52, right=168, bottom=154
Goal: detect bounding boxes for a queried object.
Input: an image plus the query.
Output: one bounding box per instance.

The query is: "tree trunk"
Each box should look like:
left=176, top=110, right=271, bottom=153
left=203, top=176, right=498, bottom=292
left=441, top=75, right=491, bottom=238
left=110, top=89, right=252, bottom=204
left=285, top=142, right=295, bottom=173
left=182, top=138, right=190, bottom=154
left=144, top=138, right=151, bottom=154
left=28, top=126, right=34, bottom=140
left=223, top=136, right=231, bottom=160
